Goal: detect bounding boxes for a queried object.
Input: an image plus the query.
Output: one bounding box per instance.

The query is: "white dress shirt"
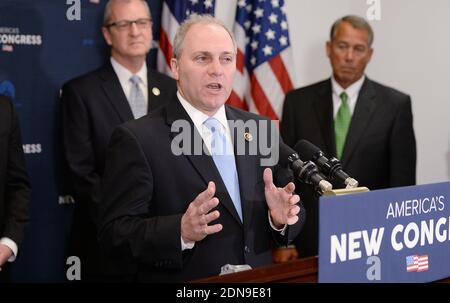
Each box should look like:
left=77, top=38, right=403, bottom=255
left=331, top=75, right=365, bottom=118
left=0, top=237, right=17, bottom=262
left=110, top=57, right=148, bottom=107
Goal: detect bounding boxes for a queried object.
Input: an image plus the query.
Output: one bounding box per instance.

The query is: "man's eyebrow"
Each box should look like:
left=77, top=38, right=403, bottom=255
left=191, top=51, right=235, bottom=56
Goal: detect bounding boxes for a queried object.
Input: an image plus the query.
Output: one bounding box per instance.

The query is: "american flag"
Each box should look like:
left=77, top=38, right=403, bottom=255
left=157, top=0, right=215, bottom=76
left=2, top=44, right=13, bottom=52
left=157, top=0, right=296, bottom=120
left=406, top=254, right=429, bottom=272
left=231, top=0, right=296, bottom=120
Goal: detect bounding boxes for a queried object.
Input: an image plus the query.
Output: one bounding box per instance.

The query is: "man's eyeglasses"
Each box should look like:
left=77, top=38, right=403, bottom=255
left=106, top=18, right=152, bottom=30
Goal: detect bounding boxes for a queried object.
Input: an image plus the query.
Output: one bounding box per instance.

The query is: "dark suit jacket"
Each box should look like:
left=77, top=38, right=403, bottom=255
left=281, top=77, right=416, bottom=257
left=60, top=62, right=177, bottom=277
left=98, top=96, right=305, bottom=282
left=0, top=95, right=30, bottom=254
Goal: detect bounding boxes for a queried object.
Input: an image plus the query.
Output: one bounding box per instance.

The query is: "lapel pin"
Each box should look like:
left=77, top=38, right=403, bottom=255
left=152, top=87, right=161, bottom=96
left=244, top=132, right=253, bottom=142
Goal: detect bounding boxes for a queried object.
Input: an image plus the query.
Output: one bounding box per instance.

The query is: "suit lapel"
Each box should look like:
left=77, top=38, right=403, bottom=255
left=314, top=79, right=336, bottom=156
left=147, top=68, right=168, bottom=112
left=165, top=98, right=243, bottom=225
left=341, top=78, right=377, bottom=164
left=99, top=63, right=134, bottom=122
left=225, top=107, right=259, bottom=230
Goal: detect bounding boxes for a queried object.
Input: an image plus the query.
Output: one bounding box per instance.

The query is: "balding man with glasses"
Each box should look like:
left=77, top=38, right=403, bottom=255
left=61, top=0, right=176, bottom=282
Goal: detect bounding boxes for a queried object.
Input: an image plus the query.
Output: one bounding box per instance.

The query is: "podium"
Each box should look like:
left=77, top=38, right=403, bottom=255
left=192, top=256, right=450, bottom=283
left=192, top=256, right=318, bottom=283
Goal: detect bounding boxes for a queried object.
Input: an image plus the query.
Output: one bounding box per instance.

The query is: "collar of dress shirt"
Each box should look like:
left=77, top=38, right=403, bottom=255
left=177, top=91, right=229, bottom=136
left=110, top=57, right=148, bottom=89
left=331, top=75, right=365, bottom=117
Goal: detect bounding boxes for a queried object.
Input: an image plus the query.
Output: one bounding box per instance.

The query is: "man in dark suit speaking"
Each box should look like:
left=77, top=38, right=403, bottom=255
left=281, top=15, right=416, bottom=257
left=0, top=95, right=30, bottom=282
left=98, top=14, right=305, bottom=282
left=60, top=0, right=176, bottom=281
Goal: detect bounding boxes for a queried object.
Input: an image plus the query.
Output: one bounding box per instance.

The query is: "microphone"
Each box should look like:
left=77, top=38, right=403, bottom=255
left=294, top=140, right=358, bottom=189
left=279, top=144, right=333, bottom=194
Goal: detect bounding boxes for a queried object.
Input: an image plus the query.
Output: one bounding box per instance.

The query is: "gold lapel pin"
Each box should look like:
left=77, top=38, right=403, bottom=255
left=244, top=132, right=253, bottom=142
left=152, top=87, right=161, bottom=96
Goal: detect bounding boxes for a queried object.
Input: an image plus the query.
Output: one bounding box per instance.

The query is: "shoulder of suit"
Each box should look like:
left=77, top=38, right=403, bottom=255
left=286, top=79, right=329, bottom=97
left=366, top=78, right=411, bottom=103
left=0, top=96, right=14, bottom=124
left=62, top=64, right=108, bottom=89
left=284, top=79, right=330, bottom=108
left=148, top=68, right=176, bottom=83
left=115, top=108, right=166, bottom=143
left=225, top=105, right=270, bottom=122
left=0, top=95, right=13, bottom=111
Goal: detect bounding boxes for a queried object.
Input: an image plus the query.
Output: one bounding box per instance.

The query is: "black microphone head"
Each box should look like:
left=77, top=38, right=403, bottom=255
left=294, top=139, right=321, bottom=161
left=278, top=143, right=299, bottom=167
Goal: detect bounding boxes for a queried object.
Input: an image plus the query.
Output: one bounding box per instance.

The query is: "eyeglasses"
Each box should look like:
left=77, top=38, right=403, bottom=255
left=106, top=18, right=152, bottom=31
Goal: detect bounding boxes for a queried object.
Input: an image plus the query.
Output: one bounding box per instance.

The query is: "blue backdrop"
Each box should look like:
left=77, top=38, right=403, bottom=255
left=0, top=0, right=161, bottom=282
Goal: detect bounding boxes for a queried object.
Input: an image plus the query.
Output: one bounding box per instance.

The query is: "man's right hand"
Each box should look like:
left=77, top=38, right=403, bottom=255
left=181, top=182, right=223, bottom=244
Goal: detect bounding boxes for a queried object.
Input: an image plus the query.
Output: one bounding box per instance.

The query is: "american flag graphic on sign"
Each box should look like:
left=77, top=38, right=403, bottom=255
left=406, top=254, right=429, bottom=272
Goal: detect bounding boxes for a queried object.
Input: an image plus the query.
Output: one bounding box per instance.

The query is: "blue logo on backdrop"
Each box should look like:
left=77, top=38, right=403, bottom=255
left=0, top=80, right=15, bottom=99
left=318, top=182, right=450, bottom=283
left=0, top=80, right=23, bottom=107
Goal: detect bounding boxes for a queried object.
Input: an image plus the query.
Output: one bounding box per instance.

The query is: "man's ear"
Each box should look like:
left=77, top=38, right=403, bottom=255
left=326, top=41, right=332, bottom=58
left=170, top=58, right=179, bottom=80
left=102, top=27, right=112, bottom=46
left=367, top=47, right=374, bottom=63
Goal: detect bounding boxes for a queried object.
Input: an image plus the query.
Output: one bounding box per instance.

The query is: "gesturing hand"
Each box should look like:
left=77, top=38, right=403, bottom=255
left=181, top=182, right=223, bottom=244
left=263, top=168, right=301, bottom=228
left=0, top=244, right=13, bottom=271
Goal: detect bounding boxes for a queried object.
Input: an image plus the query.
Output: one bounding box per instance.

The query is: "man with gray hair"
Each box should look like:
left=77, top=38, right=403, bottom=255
left=281, top=15, right=416, bottom=258
left=61, top=0, right=176, bottom=281
left=98, top=14, right=304, bottom=282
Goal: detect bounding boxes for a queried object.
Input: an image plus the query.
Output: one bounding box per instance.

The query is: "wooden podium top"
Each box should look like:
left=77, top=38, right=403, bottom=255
left=192, top=256, right=450, bottom=283
left=192, top=256, right=318, bottom=283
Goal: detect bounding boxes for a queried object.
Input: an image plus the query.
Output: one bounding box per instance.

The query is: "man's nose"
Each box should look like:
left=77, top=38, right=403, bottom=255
left=344, top=48, right=354, bottom=61
left=129, top=22, right=140, bottom=35
left=208, top=59, right=223, bottom=76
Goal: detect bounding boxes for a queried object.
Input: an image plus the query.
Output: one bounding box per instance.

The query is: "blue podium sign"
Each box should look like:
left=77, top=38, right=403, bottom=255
left=318, top=182, right=450, bottom=282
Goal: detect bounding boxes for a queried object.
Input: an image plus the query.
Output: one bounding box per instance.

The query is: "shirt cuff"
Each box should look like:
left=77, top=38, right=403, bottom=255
left=268, top=211, right=287, bottom=236
left=181, top=236, right=195, bottom=251
left=0, top=237, right=18, bottom=262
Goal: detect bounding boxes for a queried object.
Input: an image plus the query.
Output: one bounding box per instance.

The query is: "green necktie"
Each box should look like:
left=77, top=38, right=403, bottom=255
left=334, top=92, right=351, bottom=159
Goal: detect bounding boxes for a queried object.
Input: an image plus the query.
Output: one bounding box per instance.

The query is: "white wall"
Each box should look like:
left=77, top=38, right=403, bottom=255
left=217, top=0, right=450, bottom=185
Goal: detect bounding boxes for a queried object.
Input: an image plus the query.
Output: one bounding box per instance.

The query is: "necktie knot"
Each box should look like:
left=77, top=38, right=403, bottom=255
left=203, top=118, right=231, bottom=156
left=203, top=117, right=222, bottom=135
left=340, top=91, right=349, bottom=106
left=129, top=75, right=141, bottom=86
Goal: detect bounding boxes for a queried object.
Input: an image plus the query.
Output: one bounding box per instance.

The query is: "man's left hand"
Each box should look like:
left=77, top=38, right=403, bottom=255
left=0, top=244, right=13, bottom=270
left=263, top=168, right=300, bottom=228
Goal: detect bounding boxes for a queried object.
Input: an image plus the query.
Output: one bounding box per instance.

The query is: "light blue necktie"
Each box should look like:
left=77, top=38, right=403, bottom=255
left=129, top=75, right=147, bottom=119
left=203, top=118, right=243, bottom=221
